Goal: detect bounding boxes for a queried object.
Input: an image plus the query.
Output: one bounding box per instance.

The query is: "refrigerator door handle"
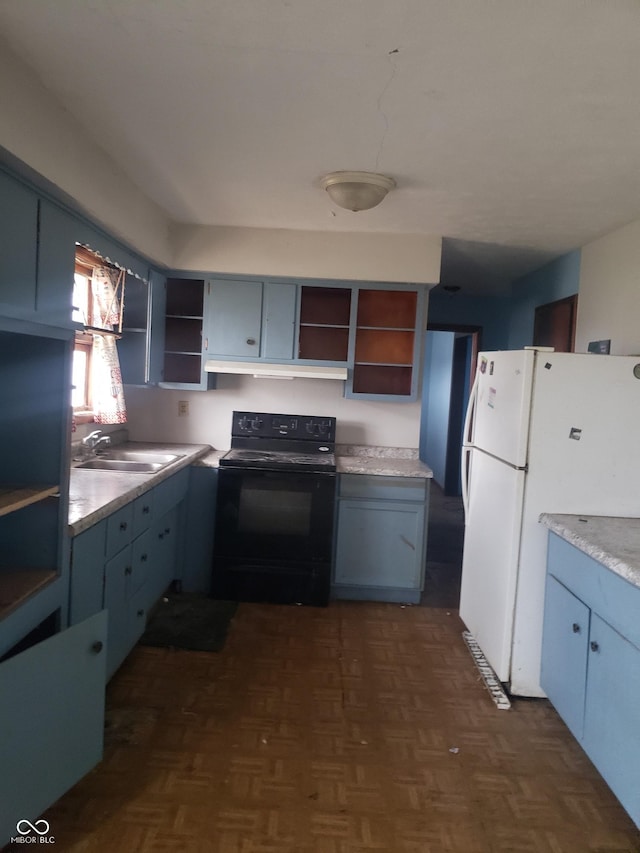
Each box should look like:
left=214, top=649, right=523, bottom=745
left=463, top=368, right=480, bottom=447
left=461, top=445, right=471, bottom=519
left=461, top=368, right=479, bottom=520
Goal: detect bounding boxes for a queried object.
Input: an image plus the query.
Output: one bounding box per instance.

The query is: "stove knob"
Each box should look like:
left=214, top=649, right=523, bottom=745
left=238, top=416, right=249, bottom=430
left=251, top=418, right=264, bottom=430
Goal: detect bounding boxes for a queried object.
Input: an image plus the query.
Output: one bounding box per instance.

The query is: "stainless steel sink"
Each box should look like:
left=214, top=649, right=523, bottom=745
left=75, top=451, right=184, bottom=473
left=97, top=450, right=183, bottom=465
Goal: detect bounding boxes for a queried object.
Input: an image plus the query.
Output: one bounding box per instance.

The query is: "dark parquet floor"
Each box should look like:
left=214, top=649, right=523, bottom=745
left=14, top=484, right=639, bottom=852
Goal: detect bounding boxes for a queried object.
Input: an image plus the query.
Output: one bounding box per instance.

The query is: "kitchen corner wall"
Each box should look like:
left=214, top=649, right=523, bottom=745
left=124, top=376, right=422, bottom=451
left=576, top=218, right=640, bottom=356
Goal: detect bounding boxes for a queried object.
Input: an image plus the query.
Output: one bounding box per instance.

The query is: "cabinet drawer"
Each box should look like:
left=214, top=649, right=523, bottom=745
left=132, top=491, right=154, bottom=538
left=105, top=503, right=134, bottom=559
left=339, top=473, right=427, bottom=502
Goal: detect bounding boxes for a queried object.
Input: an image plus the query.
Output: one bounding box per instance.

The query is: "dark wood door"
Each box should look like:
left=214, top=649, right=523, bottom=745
left=533, top=295, right=577, bottom=352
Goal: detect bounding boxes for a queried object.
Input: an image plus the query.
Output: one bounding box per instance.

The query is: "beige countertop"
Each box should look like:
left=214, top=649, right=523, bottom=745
left=540, top=513, right=640, bottom=590
left=68, top=442, right=211, bottom=535
left=68, top=442, right=433, bottom=536
left=336, top=445, right=433, bottom=478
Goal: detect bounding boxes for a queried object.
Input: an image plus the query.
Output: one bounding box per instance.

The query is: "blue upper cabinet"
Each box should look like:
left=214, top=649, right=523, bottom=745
left=206, top=279, right=296, bottom=360
left=204, top=276, right=425, bottom=401
left=37, top=200, right=76, bottom=328
left=345, top=285, right=426, bottom=402
left=0, top=170, right=38, bottom=317
left=160, top=276, right=215, bottom=390
left=207, top=279, right=264, bottom=357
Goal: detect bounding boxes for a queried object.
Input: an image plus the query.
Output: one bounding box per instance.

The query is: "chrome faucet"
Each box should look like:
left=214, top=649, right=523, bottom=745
left=81, top=430, right=111, bottom=454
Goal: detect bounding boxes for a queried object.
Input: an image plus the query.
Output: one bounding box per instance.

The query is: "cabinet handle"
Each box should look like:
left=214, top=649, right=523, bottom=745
left=590, top=641, right=600, bottom=653
left=158, top=532, right=164, bottom=540
left=141, top=553, right=148, bottom=562
left=137, top=609, right=145, bottom=618
left=572, top=623, right=581, bottom=633
left=246, top=338, right=256, bottom=346
left=91, top=641, right=104, bottom=654
left=165, top=527, right=171, bottom=535
left=125, top=566, right=132, bottom=575
left=120, top=521, right=128, bottom=531
left=143, top=505, right=150, bottom=514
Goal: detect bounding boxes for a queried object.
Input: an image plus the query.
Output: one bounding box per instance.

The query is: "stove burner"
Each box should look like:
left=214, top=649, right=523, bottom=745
left=221, top=411, right=337, bottom=473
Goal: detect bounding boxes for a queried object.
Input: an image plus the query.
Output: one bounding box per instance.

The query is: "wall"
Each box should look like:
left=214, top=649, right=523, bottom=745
left=171, top=225, right=442, bottom=285
left=125, top=375, right=423, bottom=450
left=508, top=251, right=581, bottom=349
left=0, top=42, right=171, bottom=266
left=1, top=44, right=443, bottom=288
left=419, top=332, right=455, bottom=486
left=427, top=291, right=511, bottom=350
left=576, top=219, right=640, bottom=355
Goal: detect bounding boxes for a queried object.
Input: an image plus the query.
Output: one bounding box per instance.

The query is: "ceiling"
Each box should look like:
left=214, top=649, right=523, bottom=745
left=2, top=0, right=640, bottom=294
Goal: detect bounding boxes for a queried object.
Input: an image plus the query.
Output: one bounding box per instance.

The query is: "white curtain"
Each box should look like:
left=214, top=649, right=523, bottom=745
left=91, top=266, right=127, bottom=424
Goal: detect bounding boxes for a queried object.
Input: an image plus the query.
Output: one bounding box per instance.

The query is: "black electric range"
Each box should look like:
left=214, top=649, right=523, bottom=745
left=213, top=411, right=337, bottom=606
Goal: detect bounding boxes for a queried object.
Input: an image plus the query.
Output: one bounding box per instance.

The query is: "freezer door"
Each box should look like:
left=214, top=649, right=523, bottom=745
left=469, top=349, right=535, bottom=468
left=459, top=447, right=525, bottom=682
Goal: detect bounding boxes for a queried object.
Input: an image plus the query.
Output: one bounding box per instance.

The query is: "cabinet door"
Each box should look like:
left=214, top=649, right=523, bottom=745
left=104, top=546, right=132, bottom=679
left=118, top=275, right=150, bottom=386
left=131, top=528, right=153, bottom=594
left=69, top=521, right=107, bottom=625
left=207, top=279, right=263, bottom=357
left=182, top=466, right=217, bottom=593
left=583, top=614, right=640, bottom=827
left=0, top=611, right=107, bottom=848
left=346, top=286, right=425, bottom=401
left=540, top=575, right=589, bottom=739
left=148, top=269, right=167, bottom=384
left=334, top=499, right=425, bottom=590
left=36, top=200, right=76, bottom=327
left=262, top=282, right=296, bottom=359
left=162, top=277, right=215, bottom=390
left=0, top=171, right=38, bottom=315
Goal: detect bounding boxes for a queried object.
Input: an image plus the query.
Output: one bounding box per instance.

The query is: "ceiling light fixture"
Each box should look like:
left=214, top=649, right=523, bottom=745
left=320, top=171, right=396, bottom=212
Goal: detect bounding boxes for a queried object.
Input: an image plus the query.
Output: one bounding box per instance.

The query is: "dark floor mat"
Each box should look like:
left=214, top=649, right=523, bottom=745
left=139, top=593, right=238, bottom=652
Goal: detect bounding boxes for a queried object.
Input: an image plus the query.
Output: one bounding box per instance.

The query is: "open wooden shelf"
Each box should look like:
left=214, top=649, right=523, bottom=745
left=0, top=486, right=59, bottom=519
left=0, top=569, right=57, bottom=620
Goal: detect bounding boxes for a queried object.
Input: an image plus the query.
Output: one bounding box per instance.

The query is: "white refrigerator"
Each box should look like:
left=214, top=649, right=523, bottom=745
left=459, top=348, right=640, bottom=697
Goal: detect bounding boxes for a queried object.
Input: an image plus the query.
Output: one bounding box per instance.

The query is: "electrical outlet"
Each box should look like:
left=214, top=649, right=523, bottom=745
left=178, top=400, right=189, bottom=417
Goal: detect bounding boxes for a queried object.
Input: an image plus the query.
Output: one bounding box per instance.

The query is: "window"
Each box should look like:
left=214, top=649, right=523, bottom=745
left=72, top=246, right=127, bottom=425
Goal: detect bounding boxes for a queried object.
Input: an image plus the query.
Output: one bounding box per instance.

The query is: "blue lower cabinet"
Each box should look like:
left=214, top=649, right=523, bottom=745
left=332, top=475, right=430, bottom=603
left=104, top=545, right=133, bottom=679
left=540, top=575, right=589, bottom=740
left=582, top=614, right=640, bottom=826
left=542, top=533, right=640, bottom=828
left=68, top=468, right=191, bottom=680
left=0, top=611, right=107, bottom=847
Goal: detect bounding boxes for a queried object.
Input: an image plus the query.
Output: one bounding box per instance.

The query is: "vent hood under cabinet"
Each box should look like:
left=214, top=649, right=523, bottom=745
left=204, top=360, right=348, bottom=380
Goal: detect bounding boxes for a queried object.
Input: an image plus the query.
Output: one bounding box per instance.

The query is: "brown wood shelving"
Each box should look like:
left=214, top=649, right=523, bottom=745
left=0, top=485, right=59, bottom=518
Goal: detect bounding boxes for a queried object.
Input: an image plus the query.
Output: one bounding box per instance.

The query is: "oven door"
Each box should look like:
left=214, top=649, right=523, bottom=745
left=212, top=466, right=336, bottom=605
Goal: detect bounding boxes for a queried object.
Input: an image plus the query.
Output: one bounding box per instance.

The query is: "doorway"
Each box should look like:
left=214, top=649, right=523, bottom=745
left=533, top=294, right=577, bottom=352
left=420, top=324, right=480, bottom=496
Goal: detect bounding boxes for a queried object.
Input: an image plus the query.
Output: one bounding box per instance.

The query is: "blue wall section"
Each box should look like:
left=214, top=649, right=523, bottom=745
left=427, top=249, right=580, bottom=353
left=507, top=250, right=581, bottom=349
left=420, top=331, right=455, bottom=488
left=427, top=291, right=511, bottom=350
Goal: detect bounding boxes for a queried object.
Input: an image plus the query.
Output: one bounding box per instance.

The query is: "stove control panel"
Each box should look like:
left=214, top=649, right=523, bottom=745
left=231, top=411, right=336, bottom=442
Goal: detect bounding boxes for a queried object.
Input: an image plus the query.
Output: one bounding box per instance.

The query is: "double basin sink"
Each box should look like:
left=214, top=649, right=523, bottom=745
left=76, top=449, right=184, bottom=473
